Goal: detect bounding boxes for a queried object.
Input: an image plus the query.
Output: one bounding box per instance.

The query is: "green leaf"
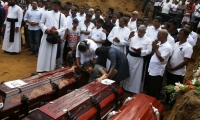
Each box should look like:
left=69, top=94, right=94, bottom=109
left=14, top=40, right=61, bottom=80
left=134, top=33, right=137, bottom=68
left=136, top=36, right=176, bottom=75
left=165, top=85, right=175, bottom=93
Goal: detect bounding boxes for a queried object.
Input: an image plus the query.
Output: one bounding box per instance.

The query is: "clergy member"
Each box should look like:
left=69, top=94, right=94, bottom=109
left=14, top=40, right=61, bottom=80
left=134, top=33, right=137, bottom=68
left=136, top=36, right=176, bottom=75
left=2, top=0, right=23, bottom=55
left=108, top=17, right=131, bottom=54
left=36, top=0, right=67, bottom=72
left=123, top=25, right=152, bottom=94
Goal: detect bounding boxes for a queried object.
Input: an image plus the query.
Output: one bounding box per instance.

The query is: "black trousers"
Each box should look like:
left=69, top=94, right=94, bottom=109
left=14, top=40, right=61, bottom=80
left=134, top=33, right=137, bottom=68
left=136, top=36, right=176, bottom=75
left=147, top=75, right=163, bottom=100
left=142, top=0, right=151, bottom=13
left=152, top=6, right=161, bottom=19
left=166, top=71, right=184, bottom=103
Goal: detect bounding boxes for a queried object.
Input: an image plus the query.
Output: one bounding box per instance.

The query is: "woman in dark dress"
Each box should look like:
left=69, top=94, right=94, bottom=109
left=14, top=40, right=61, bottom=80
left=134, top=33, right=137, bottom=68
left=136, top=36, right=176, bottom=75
left=95, top=46, right=129, bottom=82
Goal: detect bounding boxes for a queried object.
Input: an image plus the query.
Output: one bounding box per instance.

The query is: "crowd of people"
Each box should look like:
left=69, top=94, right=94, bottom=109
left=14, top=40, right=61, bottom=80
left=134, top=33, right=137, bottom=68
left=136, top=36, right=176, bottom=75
left=0, top=0, right=199, bottom=111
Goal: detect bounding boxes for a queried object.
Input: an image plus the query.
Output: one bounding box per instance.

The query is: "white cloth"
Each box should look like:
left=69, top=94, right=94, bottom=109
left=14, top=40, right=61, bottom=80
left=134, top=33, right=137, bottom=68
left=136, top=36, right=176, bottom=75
left=146, top=26, right=161, bottom=41
left=76, top=39, right=98, bottom=64
left=2, top=5, right=23, bottom=53
left=123, top=35, right=152, bottom=93
left=78, top=21, right=95, bottom=41
left=148, top=41, right=172, bottom=76
left=36, top=11, right=67, bottom=72
left=28, top=4, right=32, bottom=10
left=24, top=8, right=43, bottom=30
left=169, top=42, right=193, bottom=76
left=190, top=31, right=198, bottom=44
left=167, top=33, right=175, bottom=48
left=38, top=7, right=46, bottom=13
left=128, top=19, right=137, bottom=32
left=76, top=13, right=86, bottom=23
left=171, top=3, right=178, bottom=14
left=66, top=15, right=78, bottom=29
left=161, top=2, right=172, bottom=14
left=92, top=14, right=104, bottom=20
left=88, top=27, right=106, bottom=47
left=108, top=26, right=130, bottom=54
left=194, top=4, right=200, bottom=17
left=187, top=35, right=195, bottom=47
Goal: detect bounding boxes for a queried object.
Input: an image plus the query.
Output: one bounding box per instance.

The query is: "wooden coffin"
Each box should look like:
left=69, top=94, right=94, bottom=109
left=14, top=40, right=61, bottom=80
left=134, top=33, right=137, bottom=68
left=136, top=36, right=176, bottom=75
left=0, top=67, right=89, bottom=119
left=23, top=80, right=123, bottom=120
left=110, top=93, right=164, bottom=120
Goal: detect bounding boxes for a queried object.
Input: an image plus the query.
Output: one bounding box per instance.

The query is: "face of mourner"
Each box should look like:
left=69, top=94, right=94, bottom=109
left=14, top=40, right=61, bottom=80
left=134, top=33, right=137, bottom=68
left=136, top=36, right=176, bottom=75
left=157, top=31, right=163, bottom=41
left=138, top=30, right=146, bottom=38
left=178, top=31, right=186, bottom=41
left=53, top=4, right=60, bottom=12
left=84, top=66, right=93, bottom=74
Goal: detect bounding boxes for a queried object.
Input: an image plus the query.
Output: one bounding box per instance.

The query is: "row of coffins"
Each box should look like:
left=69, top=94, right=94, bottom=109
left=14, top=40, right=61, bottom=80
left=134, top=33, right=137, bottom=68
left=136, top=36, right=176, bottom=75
left=0, top=67, right=164, bottom=120
left=0, top=67, right=89, bottom=119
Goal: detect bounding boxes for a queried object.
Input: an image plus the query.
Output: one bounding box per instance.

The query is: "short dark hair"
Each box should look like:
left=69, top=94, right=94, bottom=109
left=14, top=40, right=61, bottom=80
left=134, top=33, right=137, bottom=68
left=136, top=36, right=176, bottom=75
left=86, top=13, right=92, bottom=17
left=124, top=14, right=131, bottom=19
left=73, top=4, right=79, bottom=9
left=108, top=7, right=114, bottom=14
left=122, top=17, right=128, bottom=24
left=163, top=22, right=171, bottom=29
left=118, top=12, right=124, bottom=18
left=61, top=7, right=69, bottom=11
left=95, top=46, right=110, bottom=58
left=78, top=41, right=89, bottom=52
left=182, top=21, right=188, bottom=25
left=186, top=23, right=193, bottom=30
left=82, top=60, right=94, bottom=69
left=97, top=19, right=104, bottom=24
left=112, top=12, right=118, bottom=17
left=154, top=16, right=162, bottom=22
left=168, top=19, right=178, bottom=28
left=73, top=18, right=79, bottom=23
left=53, top=0, right=61, bottom=6
left=79, top=5, right=85, bottom=9
left=180, top=28, right=190, bottom=36
left=66, top=1, right=72, bottom=5
left=143, top=16, right=150, bottom=21
left=95, top=8, right=102, bottom=13
left=137, top=18, right=144, bottom=23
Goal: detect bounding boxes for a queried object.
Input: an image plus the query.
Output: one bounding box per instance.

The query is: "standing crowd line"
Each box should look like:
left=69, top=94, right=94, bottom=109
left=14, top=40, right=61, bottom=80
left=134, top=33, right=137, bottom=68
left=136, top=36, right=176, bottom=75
left=0, top=0, right=199, bottom=111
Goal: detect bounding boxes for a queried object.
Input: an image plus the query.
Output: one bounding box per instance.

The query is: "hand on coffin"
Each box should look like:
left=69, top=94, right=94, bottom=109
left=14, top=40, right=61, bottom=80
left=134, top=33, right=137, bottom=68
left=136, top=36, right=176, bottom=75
left=68, top=66, right=77, bottom=72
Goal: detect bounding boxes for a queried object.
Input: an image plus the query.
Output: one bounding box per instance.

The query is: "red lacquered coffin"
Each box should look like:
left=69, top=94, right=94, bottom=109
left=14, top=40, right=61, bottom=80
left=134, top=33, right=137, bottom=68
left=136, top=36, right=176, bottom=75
left=110, top=93, right=164, bottom=120
left=0, top=67, right=88, bottom=119
left=23, top=80, right=123, bottom=120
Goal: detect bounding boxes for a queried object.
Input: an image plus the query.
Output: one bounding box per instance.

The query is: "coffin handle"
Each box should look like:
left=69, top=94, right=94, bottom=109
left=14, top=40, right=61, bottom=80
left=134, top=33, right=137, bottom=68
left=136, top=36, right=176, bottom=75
left=49, top=79, right=60, bottom=98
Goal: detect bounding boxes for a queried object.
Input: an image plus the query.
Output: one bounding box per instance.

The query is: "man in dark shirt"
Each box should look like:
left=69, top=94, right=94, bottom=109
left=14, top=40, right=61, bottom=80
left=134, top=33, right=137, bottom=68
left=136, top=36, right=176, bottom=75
left=91, top=8, right=102, bottom=26
left=168, top=19, right=178, bottom=42
left=102, top=14, right=115, bottom=46
left=0, top=1, right=6, bottom=42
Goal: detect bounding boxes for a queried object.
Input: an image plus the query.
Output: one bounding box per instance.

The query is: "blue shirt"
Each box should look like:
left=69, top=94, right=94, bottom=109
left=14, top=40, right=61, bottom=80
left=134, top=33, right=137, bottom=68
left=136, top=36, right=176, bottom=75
left=0, top=5, right=6, bottom=26
left=24, top=8, right=43, bottom=30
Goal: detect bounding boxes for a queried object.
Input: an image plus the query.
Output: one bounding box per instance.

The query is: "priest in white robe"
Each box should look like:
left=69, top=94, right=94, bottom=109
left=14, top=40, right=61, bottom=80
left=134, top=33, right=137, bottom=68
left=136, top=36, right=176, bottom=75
left=108, top=17, right=131, bottom=54
left=2, top=0, right=23, bottom=54
left=123, top=25, right=152, bottom=94
left=36, top=1, right=67, bottom=72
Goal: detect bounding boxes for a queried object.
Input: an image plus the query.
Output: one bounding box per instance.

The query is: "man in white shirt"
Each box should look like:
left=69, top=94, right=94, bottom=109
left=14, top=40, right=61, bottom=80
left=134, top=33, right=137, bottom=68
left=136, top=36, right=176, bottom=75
left=108, top=17, right=131, bottom=54
left=36, top=1, right=67, bottom=72
left=147, top=29, right=172, bottom=100
left=184, top=23, right=197, bottom=47
left=146, top=16, right=162, bottom=41
left=66, top=6, right=78, bottom=29
left=88, top=19, right=106, bottom=47
left=76, top=5, right=86, bottom=23
left=123, top=25, right=152, bottom=94
left=38, top=1, right=45, bottom=13
left=165, top=28, right=193, bottom=110
left=24, top=1, right=43, bottom=55
left=160, top=0, right=172, bottom=23
left=27, top=0, right=33, bottom=10
left=162, top=22, right=175, bottom=48
left=2, top=0, right=23, bottom=55
left=128, top=11, right=138, bottom=32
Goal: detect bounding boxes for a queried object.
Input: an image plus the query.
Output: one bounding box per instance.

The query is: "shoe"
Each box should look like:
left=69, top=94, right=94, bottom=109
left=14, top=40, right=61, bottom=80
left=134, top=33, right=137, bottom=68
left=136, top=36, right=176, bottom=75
left=28, top=53, right=35, bottom=56
left=4, top=51, right=10, bottom=54
left=10, top=52, right=17, bottom=55
left=164, top=104, right=172, bottom=111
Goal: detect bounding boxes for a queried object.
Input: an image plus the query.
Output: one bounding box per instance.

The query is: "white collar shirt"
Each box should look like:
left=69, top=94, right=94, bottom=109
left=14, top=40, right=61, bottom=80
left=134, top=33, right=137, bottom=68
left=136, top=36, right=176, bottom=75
left=77, top=13, right=86, bottom=23
left=128, top=19, right=137, bottom=32
left=169, top=42, right=193, bottom=76
left=146, top=26, right=161, bottom=41
left=190, top=31, right=198, bottom=44
left=24, top=8, right=43, bottom=30
left=89, top=27, right=106, bottom=47
left=187, top=35, right=195, bottom=47
left=148, top=41, right=172, bottom=76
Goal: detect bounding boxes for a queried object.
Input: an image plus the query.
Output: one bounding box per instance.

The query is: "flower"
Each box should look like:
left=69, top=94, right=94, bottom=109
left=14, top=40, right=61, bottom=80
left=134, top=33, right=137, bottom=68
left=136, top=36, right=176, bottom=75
left=175, top=82, right=184, bottom=87
left=174, top=86, right=180, bottom=92
left=186, top=80, right=191, bottom=85
left=188, top=85, right=194, bottom=90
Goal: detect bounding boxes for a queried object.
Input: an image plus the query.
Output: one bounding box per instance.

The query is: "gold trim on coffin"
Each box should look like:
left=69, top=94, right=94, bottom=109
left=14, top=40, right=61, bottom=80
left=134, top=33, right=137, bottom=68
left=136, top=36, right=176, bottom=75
left=7, top=77, right=76, bottom=103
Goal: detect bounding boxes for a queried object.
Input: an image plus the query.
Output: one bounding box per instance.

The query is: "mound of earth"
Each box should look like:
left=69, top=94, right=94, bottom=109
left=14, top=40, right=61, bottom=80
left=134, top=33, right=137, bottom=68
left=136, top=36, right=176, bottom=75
left=168, top=90, right=200, bottom=120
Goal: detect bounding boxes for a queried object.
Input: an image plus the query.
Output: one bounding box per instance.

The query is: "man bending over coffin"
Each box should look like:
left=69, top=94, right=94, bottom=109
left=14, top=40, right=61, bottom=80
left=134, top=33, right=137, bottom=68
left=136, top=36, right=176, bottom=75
left=2, top=0, right=23, bottom=55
